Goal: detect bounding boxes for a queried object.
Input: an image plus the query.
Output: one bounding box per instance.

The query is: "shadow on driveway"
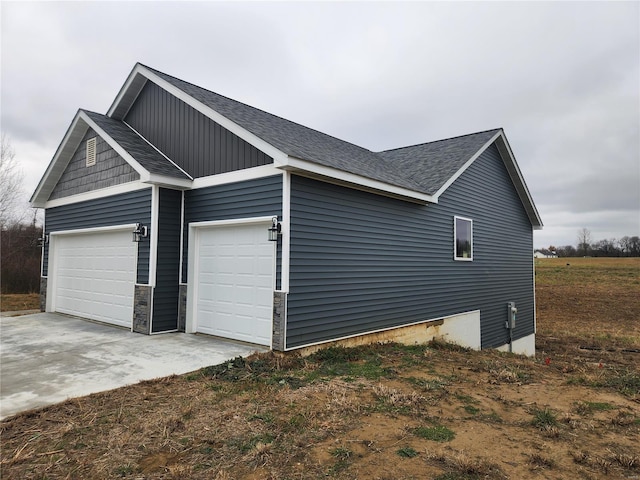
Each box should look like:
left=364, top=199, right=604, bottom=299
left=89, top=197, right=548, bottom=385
left=0, top=313, right=266, bottom=420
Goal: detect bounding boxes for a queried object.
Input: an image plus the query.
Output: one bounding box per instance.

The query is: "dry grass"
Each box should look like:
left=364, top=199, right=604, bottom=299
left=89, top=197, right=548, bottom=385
left=1, top=258, right=639, bottom=479
left=0, top=293, right=39, bottom=312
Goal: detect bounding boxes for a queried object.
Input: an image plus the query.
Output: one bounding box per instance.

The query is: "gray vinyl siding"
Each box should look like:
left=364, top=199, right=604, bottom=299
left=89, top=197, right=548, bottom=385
left=182, top=175, right=283, bottom=285
left=287, top=143, right=534, bottom=349
left=152, top=188, right=182, bottom=332
left=125, top=81, right=273, bottom=178
left=49, top=129, right=139, bottom=200
left=43, top=189, right=152, bottom=284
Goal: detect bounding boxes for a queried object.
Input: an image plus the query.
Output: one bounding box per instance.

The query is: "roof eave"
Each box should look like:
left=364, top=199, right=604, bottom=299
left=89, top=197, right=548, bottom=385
left=494, top=133, right=543, bottom=229
left=30, top=110, right=192, bottom=208
left=30, top=111, right=89, bottom=208
left=432, top=130, right=543, bottom=229
left=280, top=156, right=435, bottom=205
left=107, top=63, right=148, bottom=120
left=108, top=64, right=290, bottom=165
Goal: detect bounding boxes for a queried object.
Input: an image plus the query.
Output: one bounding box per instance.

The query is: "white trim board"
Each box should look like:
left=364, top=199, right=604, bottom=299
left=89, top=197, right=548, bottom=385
left=191, top=165, right=282, bottom=189
left=44, top=182, right=151, bottom=209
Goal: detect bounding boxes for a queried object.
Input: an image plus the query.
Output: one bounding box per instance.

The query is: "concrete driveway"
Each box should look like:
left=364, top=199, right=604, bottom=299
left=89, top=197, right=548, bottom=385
left=0, top=313, right=266, bottom=420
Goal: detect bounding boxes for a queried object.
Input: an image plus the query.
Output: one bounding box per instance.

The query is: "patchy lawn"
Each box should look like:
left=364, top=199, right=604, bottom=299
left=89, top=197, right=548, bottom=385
left=1, top=258, right=639, bottom=479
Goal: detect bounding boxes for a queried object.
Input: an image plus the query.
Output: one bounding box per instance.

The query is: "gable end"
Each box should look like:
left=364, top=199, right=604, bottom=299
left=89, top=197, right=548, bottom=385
left=49, top=130, right=139, bottom=201
left=124, top=81, right=273, bottom=178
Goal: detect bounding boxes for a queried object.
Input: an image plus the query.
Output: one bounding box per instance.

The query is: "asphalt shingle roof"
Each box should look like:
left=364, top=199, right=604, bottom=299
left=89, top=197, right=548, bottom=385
left=84, top=110, right=190, bottom=180
left=378, top=129, right=501, bottom=195
left=146, top=66, right=501, bottom=196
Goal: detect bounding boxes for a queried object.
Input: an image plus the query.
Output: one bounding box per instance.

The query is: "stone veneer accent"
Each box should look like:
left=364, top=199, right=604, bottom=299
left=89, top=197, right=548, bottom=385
left=177, top=284, right=188, bottom=332
left=133, top=285, right=153, bottom=334
left=40, top=277, right=47, bottom=312
left=272, top=291, right=287, bottom=351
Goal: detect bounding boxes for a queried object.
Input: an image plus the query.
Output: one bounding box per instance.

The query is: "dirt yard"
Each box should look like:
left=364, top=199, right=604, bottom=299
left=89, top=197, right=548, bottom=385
left=1, top=258, right=638, bottom=479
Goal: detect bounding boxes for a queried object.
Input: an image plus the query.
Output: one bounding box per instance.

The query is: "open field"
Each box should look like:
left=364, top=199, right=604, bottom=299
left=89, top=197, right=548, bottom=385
left=1, top=258, right=639, bottom=479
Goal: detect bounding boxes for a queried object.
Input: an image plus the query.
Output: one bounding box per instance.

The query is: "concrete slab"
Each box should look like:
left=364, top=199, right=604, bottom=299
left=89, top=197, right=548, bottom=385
left=0, top=313, right=266, bottom=420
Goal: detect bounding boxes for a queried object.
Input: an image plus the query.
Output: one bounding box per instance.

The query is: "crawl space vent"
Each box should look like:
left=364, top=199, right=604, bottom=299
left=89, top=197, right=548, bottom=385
left=86, top=137, right=97, bottom=167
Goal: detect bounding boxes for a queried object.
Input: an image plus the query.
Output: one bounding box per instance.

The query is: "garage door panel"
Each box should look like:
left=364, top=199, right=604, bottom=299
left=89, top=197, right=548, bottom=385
left=195, top=222, right=274, bottom=345
left=53, top=230, right=135, bottom=328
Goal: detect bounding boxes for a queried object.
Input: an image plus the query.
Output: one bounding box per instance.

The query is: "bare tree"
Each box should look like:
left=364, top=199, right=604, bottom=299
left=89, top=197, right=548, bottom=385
left=577, top=227, right=592, bottom=256
left=0, top=133, right=24, bottom=228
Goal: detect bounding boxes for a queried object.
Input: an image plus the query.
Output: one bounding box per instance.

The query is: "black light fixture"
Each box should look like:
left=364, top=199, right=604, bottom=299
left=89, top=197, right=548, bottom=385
left=268, top=217, right=281, bottom=242
left=37, top=234, right=49, bottom=248
left=132, top=223, right=148, bottom=242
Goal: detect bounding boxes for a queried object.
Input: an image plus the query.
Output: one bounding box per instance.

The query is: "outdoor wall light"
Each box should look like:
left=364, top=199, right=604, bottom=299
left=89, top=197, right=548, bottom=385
left=132, top=223, right=148, bottom=242
left=37, top=234, right=49, bottom=248
left=268, top=217, right=281, bottom=242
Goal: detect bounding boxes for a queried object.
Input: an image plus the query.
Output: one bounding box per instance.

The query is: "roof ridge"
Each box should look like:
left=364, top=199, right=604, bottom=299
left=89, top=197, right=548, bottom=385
left=378, top=128, right=502, bottom=154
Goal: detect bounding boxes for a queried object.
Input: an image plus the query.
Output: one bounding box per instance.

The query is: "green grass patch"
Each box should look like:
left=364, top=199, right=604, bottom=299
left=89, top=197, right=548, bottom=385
left=412, top=425, right=455, bottom=442
left=464, top=405, right=480, bottom=415
left=531, top=407, right=558, bottom=430
left=397, top=446, right=419, bottom=458
left=573, top=401, right=615, bottom=415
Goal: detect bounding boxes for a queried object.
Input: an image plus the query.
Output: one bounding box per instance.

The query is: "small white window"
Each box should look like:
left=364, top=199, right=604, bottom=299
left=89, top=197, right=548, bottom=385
left=454, top=216, right=473, bottom=261
left=86, top=137, right=97, bottom=167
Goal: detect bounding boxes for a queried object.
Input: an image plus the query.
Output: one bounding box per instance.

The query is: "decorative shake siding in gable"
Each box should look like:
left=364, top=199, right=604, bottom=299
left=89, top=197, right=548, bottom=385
left=125, top=82, right=273, bottom=178
left=287, top=143, right=533, bottom=350
left=49, top=130, right=139, bottom=200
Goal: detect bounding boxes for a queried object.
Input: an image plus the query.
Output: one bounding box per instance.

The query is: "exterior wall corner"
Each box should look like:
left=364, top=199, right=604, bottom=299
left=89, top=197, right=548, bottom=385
left=133, top=285, right=153, bottom=334
left=177, top=284, right=188, bottom=332
left=272, top=291, right=287, bottom=351
left=39, top=277, right=48, bottom=312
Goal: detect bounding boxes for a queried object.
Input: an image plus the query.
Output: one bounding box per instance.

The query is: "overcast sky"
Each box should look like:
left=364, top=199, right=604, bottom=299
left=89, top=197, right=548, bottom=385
left=1, top=1, right=638, bottom=248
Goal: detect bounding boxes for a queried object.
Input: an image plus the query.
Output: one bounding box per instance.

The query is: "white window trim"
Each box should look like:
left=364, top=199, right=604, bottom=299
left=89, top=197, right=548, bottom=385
left=86, top=137, right=97, bottom=167
left=454, top=216, right=473, bottom=261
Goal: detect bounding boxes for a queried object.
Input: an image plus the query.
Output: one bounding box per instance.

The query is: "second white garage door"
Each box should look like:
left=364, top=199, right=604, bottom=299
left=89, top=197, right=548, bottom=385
left=52, top=229, right=136, bottom=328
left=194, top=222, right=274, bottom=346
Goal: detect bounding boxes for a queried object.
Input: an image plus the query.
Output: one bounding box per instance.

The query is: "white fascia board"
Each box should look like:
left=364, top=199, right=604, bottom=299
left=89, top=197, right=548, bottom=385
left=44, top=182, right=151, bottom=209
left=433, top=130, right=503, bottom=200
left=191, top=164, right=282, bottom=189
left=131, top=65, right=289, bottom=165
left=433, top=130, right=543, bottom=229
left=107, top=64, right=148, bottom=119
left=495, top=133, right=544, bottom=229
left=146, top=174, right=193, bottom=189
left=280, top=156, right=434, bottom=204
left=30, top=112, right=89, bottom=208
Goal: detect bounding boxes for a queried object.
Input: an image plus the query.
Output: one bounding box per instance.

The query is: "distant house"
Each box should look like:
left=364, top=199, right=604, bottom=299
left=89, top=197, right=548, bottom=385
left=31, top=63, right=542, bottom=355
left=534, top=250, right=557, bottom=259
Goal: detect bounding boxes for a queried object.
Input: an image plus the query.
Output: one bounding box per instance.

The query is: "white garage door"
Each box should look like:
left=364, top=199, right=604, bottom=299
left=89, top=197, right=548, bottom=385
left=195, top=222, right=274, bottom=345
left=53, top=229, right=136, bottom=328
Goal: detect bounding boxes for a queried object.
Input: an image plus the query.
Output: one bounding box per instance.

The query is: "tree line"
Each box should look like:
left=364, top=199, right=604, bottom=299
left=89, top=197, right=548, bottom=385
left=1, top=221, right=43, bottom=293
left=1, top=134, right=43, bottom=293
left=540, top=228, right=640, bottom=258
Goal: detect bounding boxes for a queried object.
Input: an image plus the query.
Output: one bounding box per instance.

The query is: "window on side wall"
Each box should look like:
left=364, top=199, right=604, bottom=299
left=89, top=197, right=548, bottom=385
left=454, top=216, right=473, bottom=261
